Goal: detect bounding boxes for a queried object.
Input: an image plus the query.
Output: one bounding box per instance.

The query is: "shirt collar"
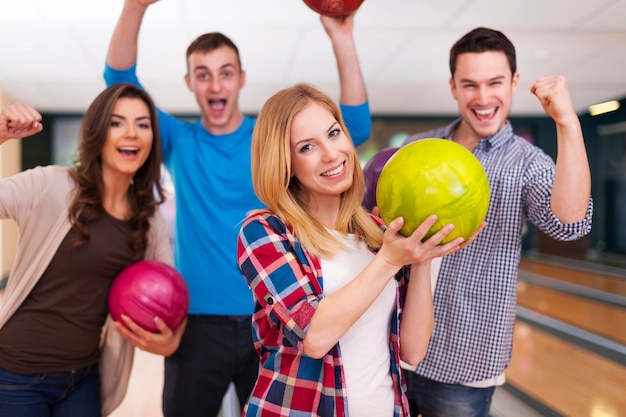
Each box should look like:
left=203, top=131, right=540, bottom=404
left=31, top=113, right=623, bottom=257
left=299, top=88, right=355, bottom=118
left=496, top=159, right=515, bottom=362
left=444, top=118, right=514, bottom=152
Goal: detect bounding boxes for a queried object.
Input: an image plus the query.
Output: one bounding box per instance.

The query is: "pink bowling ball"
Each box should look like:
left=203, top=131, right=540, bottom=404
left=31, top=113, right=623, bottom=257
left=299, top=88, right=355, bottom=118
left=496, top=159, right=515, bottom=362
left=108, top=260, right=189, bottom=333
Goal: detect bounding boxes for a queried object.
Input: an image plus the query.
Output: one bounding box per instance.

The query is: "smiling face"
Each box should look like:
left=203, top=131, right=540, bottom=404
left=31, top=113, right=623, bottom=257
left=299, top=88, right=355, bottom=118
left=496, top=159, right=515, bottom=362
left=290, top=101, right=354, bottom=212
left=185, top=45, right=246, bottom=135
left=100, top=97, right=154, bottom=182
left=450, top=50, right=519, bottom=144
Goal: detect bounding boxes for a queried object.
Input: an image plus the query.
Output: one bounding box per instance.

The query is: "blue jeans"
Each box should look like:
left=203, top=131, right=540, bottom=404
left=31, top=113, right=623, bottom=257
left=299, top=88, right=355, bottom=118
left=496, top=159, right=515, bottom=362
left=0, top=364, right=101, bottom=417
left=405, top=372, right=495, bottom=417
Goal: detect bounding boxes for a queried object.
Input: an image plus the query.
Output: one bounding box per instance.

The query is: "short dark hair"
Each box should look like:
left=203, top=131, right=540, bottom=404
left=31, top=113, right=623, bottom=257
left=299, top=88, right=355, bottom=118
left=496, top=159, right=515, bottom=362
left=449, top=27, right=516, bottom=77
left=186, top=32, right=241, bottom=69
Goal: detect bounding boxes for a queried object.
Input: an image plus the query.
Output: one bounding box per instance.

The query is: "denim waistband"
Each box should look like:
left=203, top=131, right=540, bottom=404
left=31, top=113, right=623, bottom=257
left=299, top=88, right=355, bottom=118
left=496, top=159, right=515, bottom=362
left=187, top=314, right=251, bottom=323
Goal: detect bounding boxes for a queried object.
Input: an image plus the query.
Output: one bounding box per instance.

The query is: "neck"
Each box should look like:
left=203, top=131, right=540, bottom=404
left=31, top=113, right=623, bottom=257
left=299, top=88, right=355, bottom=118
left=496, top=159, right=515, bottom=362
left=102, top=174, right=133, bottom=220
left=308, top=196, right=341, bottom=230
left=451, top=123, right=480, bottom=152
left=202, top=110, right=244, bottom=136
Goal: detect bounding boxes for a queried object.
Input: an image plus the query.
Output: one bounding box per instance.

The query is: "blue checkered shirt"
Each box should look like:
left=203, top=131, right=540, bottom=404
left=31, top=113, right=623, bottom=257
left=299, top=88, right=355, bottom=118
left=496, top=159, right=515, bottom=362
left=402, top=119, right=593, bottom=383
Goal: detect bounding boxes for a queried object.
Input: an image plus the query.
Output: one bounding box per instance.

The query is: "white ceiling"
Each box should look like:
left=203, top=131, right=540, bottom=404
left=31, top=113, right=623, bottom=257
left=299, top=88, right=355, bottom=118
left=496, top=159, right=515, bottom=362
left=1, top=0, right=625, bottom=117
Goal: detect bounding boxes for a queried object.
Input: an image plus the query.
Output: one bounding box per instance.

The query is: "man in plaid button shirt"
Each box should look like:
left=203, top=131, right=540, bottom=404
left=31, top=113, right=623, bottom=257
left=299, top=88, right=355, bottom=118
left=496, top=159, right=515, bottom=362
left=402, top=27, right=593, bottom=417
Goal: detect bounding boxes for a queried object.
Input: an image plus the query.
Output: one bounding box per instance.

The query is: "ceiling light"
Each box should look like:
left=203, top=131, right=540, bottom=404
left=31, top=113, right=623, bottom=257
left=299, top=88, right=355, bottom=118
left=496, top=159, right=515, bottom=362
left=589, top=100, right=620, bottom=116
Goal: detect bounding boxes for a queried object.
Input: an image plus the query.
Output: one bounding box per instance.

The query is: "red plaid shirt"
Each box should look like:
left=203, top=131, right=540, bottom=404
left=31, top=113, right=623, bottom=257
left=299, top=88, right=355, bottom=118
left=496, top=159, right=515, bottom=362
left=237, top=211, right=410, bottom=416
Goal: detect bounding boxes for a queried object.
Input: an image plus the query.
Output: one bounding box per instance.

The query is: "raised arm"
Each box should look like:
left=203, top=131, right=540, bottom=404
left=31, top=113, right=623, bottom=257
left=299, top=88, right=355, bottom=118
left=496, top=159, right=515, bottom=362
left=320, top=12, right=371, bottom=145
left=107, top=0, right=159, bottom=70
left=530, top=75, right=591, bottom=223
left=0, top=102, right=43, bottom=145
left=320, top=12, right=367, bottom=106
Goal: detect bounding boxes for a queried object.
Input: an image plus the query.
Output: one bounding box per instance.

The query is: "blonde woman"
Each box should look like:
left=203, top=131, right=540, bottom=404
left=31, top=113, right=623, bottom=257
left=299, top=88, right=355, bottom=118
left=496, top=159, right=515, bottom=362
left=237, top=84, right=482, bottom=417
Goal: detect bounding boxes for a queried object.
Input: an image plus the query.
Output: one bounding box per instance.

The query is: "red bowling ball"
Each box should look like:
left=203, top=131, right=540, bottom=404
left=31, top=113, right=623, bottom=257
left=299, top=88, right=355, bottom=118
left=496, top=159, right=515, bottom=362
left=302, top=0, right=364, bottom=17
left=108, top=260, right=189, bottom=333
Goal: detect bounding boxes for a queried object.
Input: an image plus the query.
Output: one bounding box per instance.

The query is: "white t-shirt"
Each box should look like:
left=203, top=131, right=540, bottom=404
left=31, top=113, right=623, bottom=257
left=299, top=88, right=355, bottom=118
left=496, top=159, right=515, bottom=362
left=321, top=233, right=396, bottom=417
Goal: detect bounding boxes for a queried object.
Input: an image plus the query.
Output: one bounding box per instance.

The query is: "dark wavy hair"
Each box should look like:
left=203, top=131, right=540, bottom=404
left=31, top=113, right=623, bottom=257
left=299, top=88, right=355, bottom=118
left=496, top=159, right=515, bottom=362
left=68, top=83, right=165, bottom=261
left=449, top=27, right=517, bottom=77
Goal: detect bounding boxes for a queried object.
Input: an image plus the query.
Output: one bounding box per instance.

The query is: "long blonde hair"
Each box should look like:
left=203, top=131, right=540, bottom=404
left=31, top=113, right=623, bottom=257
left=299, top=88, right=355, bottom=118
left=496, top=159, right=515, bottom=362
left=251, top=84, right=382, bottom=258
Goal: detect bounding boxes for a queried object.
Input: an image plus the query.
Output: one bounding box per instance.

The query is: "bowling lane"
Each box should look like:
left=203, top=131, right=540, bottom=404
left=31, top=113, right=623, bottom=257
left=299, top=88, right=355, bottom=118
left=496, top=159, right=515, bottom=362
left=516, top=281, right=626, bottom=345
left=519, top=259, right=626, bottom=297
left=507, top=321, right=626, bottom=417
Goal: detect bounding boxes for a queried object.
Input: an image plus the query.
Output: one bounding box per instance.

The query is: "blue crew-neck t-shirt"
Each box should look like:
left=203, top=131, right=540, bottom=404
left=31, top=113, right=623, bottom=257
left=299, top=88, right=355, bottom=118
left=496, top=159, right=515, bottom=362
left=104, top=64, right=372, bottom=315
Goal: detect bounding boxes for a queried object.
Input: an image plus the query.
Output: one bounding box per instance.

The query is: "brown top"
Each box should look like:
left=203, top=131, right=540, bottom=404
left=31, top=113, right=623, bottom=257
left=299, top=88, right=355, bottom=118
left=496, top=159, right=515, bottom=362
left=0, top=212, right=134, bottom=373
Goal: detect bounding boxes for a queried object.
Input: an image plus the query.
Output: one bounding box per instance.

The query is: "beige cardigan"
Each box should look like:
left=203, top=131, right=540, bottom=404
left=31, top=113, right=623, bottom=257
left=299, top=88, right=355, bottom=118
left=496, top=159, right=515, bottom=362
left=0, top=165, right=173, bottom=415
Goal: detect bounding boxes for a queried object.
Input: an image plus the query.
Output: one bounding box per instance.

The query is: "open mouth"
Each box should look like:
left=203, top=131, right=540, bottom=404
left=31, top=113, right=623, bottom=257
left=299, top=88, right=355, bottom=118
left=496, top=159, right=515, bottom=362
left=118, top=146, right=139, bottom=156
left=209, top=99, right=227, bottom=111
left=473, top=107, right=497, bottom=120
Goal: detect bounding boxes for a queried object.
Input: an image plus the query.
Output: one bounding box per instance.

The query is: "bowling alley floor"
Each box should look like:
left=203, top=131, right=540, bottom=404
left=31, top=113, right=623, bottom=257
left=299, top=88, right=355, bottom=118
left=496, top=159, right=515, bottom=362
left=108, top=348, right=541, bottom=417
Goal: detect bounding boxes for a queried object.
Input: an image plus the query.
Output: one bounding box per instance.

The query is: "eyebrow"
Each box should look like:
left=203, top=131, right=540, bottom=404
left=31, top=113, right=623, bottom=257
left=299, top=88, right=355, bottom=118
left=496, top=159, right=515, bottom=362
left=292, top=121, right=340, bottom=148
left=193, top=63, right=238, bottom=73
left=459, top=75, right=506, bottom=84
left=111, top=113, right=151, bottom=121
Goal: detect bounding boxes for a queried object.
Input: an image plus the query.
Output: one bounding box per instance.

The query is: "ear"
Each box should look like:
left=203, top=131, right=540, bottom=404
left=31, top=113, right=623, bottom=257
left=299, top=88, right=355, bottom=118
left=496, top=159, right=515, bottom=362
left=449, top=77, right=457, bottom=101
left=184, top=73, right=192, bottom=92
left=239, top=69, right=247, bottom=89
left=511, top=71, right=520, bottom=95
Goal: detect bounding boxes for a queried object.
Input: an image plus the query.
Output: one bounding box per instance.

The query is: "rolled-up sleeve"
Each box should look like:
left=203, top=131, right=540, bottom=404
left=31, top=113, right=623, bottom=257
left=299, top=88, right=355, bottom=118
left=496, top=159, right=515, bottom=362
left=238, top=214, right=321, bottom=350
left=340, top=101, right=371, bottom=147
left=103, top=63, right=143, bottom=89
left=524, top=155, right=593, bottom=241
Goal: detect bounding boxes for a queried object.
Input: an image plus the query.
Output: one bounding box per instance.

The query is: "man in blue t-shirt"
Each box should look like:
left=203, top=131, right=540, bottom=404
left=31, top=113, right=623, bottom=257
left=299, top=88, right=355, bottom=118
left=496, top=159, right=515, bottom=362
left=104, top=1, right=372, bottom=416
